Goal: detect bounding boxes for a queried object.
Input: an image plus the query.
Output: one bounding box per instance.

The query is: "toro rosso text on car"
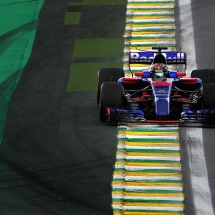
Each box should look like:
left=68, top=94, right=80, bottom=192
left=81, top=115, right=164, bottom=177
left=97, top=46, right=215, bottom=123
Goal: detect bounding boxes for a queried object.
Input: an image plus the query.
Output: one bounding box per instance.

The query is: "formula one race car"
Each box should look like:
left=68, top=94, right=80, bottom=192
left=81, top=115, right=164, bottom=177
left=97, top=46, right=215, bottom=123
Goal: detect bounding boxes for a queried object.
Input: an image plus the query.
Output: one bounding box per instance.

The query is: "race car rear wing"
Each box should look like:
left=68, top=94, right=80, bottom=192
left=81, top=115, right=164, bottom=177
left=129, top=51, right=187, bottom=65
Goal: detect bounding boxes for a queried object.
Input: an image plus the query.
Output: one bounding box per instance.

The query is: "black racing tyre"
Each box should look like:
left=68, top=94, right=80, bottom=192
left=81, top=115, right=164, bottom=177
left=99, top=82, right=124, bottom=122
left=97, top=68, right=124, bottom=105
left=191, top=69, right=215, bottom=84
left=203, top=83, right=215, bottom=109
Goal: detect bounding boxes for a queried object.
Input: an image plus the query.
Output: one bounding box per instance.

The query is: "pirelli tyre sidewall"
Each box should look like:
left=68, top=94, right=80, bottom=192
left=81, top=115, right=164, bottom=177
left=99, top=82, right=124, bottom=122
left=191, top=69, right=215, bottom=84
left=203, top=83, right=215, bottom=109
left=97, top=68, right=124, bottom=105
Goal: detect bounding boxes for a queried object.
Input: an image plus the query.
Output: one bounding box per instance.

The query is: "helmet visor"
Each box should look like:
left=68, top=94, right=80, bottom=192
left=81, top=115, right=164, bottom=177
left=155, top=71, right=164, bottom=77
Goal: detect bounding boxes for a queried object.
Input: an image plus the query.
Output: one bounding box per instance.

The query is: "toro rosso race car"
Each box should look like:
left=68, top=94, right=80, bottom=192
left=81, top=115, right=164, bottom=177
left=97, top=46, right=215, bottom=123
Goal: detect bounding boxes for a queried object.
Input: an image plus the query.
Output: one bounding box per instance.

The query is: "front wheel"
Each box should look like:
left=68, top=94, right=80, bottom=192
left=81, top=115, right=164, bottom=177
left=191, top=69, right=215, bottom=84
left=97, top=68, right=124, bottom=105
left=99, top=82, right=124, bottom=122
left=203, top=83, right=215, bottom=109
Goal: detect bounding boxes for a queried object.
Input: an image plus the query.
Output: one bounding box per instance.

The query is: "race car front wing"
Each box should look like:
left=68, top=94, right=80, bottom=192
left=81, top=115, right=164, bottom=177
left=105, top=108, right=215, bottom=124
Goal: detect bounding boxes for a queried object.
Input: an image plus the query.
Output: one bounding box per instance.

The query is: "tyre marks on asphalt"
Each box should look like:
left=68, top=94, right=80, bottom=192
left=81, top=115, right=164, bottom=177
left=112, top=0, right=184, bottom=214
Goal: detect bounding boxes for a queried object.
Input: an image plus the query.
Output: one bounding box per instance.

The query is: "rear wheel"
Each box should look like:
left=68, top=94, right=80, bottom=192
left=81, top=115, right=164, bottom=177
left=203, top=83, right=215, bottom=109
left=97, top=68, right=124, bottom=105
left=191, top=69, right=215, bottom=84
left=99, top=82, right=124, bottom=122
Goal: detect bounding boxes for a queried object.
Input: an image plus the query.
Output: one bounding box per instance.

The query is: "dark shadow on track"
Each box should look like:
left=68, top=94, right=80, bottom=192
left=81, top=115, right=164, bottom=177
left=0, top=1, right=126, bottom=214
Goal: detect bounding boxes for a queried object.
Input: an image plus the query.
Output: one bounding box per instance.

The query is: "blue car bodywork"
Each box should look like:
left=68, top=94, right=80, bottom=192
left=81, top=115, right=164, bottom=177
left=98, top=47, right=215, bottom=123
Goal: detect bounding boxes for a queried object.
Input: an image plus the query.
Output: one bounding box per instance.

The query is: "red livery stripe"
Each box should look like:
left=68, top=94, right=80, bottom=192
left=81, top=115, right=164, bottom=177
left=134, top=72, right=144, bottom=77
left=181, top=78, right=197, bottom=84
left=106, top=108, right=111, bottom=121
left=122, top=77, right=139, bottom=84
left=177, top=72, right=186, bottom=77
left=153, top=81, right=171, bottom=86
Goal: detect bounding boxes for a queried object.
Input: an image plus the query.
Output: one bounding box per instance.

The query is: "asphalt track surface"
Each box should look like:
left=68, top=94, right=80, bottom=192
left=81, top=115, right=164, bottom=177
left=176, top=0, right=215, bottom=214
left=0, top=1, right=126, bottom=215
left=1, top=1, right=215, bottom=215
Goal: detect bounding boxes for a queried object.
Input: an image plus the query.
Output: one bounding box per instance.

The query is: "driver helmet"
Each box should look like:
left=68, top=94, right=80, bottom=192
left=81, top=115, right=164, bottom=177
left=151, top=63, right=168, bottom=78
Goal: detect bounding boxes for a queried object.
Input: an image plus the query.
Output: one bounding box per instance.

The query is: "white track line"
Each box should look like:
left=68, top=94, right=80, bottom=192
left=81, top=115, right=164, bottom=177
left=186, top=128, right=214, bottom=215
left=178, top=0, right=196, bottom=76
left=179, top=1, right=214, bottom=214
left=112, top=205, right=184, bottom=211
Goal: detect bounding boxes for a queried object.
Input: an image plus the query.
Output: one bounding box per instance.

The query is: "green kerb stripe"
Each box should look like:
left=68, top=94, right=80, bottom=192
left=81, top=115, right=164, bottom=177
left=125, top=29, right=175, bottom=32
left=127, top=2, right=174, bottom=5
left=130, top=36, right=175, bottom=39
left=118, top=127, right=178, bottom=132
left=114, top=169, right=181, bottom=173
left=117, top=149, right=180, bottom=153
left=113, top=199, right=183, bottom=204
left=127, top=8, right=174, bottom=10
left=113, top=189, right=182, bottom=194
left=127, top=15, right=175, bottom=18
left=112, top=178, right=182, bottom=182
left=129, top=44, right=175, bottom=47
left=113, top=210, right=182, bottom=213
left=118, top=138, right=179, bottom=142
left=115, top=159, right=180, bottom=163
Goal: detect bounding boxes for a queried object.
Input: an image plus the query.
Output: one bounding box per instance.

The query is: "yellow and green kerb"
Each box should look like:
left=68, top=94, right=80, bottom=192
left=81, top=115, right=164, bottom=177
left=123, top=0, right=176, bottom=76
left=112, top=1, right=184, bottom=214
left=112, top=126, right=184, bottom=214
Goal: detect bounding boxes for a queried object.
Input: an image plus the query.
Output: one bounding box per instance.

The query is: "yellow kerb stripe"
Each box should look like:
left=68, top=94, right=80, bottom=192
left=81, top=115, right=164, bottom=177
left=121, top=131, right=179, bottom=136
left=126, top=23, right=175, bottom=27
left=116, top=152, right=180, bottom=157
left=131, top=38, right=175, bottom=41
left=127, top=9, right=174, bottom=12
left=127, top=3, right=175, bottom=7
left=112, top=202, right=184, bottom=207
left=118, top=142, right=179, bottom=146
left=113, top=191, right=184, bottom=197
left=114, top=161, right=181, bottom=167
left=128, top=64, right=149, bottom=68
left=112, top=181, right=183, bottom=187
left=120, top=172, right=181, bottom=177
left=114, top=212, right=183, bottom=215
left=124, top=31, right=176, bottom=35
left=131, top=16, right=174, bottom=20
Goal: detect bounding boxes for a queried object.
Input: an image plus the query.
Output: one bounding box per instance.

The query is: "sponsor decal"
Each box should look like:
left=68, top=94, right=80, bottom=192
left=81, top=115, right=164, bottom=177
left=130, top=52, right=186, bottom=63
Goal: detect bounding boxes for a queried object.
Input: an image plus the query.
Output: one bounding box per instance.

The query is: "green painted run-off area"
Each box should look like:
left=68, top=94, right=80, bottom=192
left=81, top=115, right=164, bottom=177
left=0, top=0, right=44, bottom=142
left=0, top=0, right=126, bottom=142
